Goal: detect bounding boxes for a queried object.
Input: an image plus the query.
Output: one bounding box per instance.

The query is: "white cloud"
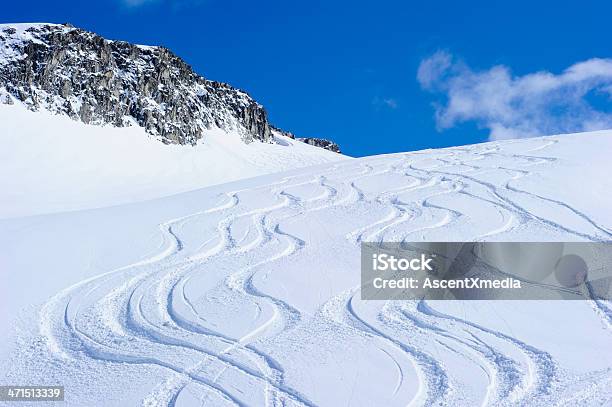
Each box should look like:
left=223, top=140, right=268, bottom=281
left=417, top=51, right=452, bottom=91
left=418, top=51, right=612, bottom=140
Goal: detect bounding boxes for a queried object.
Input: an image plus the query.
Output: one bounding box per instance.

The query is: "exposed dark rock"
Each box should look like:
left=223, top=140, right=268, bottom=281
left=0, top=23, right=271, bottom=145
left=297, top=137, right=341, bottom=154
left=0, top=23, right=342, bottom=153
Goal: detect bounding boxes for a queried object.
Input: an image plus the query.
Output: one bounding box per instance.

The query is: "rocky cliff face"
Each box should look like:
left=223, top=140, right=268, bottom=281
left=297, top=137, right=341, bottom=154
left=271, top=126, right=341, bottom=153
left=0, top=23, right=273, bottom=145
left=0, top=23, right=342, bottom=152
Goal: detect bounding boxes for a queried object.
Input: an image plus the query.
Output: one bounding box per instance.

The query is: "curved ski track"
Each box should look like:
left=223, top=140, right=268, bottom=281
left=37, top=137, right=612, bottom=406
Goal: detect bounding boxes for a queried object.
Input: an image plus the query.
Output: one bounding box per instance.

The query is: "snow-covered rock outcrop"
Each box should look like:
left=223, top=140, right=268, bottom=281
left=271, top=125, right=341, bottom=153
left=0, top=23, right=315, bottom=147
left=297, top=137, right=341, bottom=153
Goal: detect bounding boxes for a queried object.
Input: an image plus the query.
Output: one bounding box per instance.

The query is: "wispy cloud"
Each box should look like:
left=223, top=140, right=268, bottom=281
left=383, top=98, right=398, bottom=109
left=372, top=96, right=399, bottom=110
left=418, top=51, right=612, bottom=140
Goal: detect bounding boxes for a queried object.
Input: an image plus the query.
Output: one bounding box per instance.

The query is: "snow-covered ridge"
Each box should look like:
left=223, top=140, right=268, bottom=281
left=0, top=22, right=67, bottom=40
left=0, top=22, right=338, bottom=150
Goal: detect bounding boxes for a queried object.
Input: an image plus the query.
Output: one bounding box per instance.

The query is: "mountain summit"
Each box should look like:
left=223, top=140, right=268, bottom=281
left=0, top=22, right=339, bottom=151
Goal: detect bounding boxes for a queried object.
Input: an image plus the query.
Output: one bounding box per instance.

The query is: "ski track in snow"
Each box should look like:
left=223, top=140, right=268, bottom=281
left=13, top=136, right=612, bottom=406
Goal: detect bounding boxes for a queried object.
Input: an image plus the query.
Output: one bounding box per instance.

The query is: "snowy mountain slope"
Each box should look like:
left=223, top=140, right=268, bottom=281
left=1, top=131, right=612, bottom=406
left=0, top=104, right=347, bottom=218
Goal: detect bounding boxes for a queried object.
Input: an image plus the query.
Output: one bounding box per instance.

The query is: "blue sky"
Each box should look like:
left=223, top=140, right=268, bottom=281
left=3, top=0, right=612, bottom=156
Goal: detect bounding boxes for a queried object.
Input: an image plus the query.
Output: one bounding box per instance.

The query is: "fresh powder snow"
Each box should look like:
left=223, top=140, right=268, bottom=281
left=0, top=104, right=346, bottom=219
left=1, top=117, right=611, bottom=405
